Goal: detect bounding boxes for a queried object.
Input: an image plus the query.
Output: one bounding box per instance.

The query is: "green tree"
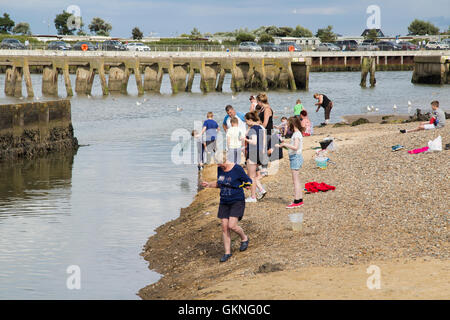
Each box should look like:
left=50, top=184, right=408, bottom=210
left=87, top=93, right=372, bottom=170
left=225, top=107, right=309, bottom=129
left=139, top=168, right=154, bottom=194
left=77, top=29, right=87, bottom=36
left=132, top=27, right=144, bottom=40
left=290, top=25, right=313, bottom=37
left=236, top=32, right=256, bottom=43
left=258, top=33, right=274, bottom=43
left=278, top=26, right=294, bottom=37
left=190, top=27, right=201, bottom=38
left=0, top=13, right=15, bottom=34
left=54, top=11, right=76, bottom=35
left=12, top=22, right=31, bottom=35
left=264, top=25, right=281, bottom=36
left=365, top=29, right=379, bottom=41
left=407, top=19, right=439, bottom=35
left=88, top=17, right=112, bottom=36
left=315, top=25, right=337, bottom=43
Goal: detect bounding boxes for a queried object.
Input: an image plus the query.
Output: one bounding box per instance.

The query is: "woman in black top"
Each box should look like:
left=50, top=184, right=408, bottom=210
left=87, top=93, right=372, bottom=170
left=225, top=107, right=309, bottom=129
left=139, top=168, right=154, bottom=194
left=314, top=93, right=333, bottom=125
left=256, top=93, right=283, bottom=167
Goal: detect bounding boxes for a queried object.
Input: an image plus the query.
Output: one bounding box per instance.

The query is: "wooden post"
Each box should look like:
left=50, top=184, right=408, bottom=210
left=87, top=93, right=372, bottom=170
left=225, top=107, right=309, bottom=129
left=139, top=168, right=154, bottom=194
left=23, top=60, right=34, bottom=98
left=98, top=63, right=108, bottom=96
left=63, top=63, right=73, bottom=97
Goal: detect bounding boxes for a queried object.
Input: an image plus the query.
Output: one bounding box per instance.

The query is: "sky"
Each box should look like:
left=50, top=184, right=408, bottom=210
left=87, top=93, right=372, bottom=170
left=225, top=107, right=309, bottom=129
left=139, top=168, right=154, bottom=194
left=1, top=0, right=449, bottom=38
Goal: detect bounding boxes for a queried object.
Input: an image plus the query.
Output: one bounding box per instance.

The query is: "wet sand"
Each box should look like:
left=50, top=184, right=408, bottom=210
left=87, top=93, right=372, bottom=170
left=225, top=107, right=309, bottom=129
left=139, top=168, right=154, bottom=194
left=138, top=120, right=449, bottom=300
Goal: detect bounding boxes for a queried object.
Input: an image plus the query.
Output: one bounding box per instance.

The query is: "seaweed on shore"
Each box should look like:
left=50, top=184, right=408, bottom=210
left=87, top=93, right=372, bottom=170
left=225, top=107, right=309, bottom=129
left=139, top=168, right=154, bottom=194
left=351, top=118, right=370, bottom=126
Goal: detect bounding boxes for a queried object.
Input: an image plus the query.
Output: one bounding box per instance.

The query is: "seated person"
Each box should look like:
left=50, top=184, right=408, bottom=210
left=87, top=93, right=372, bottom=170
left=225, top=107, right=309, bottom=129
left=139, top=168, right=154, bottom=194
left=299, top=110, right=312, bottom=136
left=401, top=100, right=445, bottom=133
left=274, top=117, right=288, bottom=137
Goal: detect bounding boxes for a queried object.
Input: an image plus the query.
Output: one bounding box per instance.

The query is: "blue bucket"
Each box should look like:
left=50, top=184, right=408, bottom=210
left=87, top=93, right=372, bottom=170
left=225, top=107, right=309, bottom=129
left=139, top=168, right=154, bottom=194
left=315, top=157, right=328, bottom=169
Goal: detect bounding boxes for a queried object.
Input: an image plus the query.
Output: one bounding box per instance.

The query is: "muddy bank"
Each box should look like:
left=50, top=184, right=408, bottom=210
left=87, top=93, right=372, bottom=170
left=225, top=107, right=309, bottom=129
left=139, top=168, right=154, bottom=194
left=139, top=122, right=449, bottom=300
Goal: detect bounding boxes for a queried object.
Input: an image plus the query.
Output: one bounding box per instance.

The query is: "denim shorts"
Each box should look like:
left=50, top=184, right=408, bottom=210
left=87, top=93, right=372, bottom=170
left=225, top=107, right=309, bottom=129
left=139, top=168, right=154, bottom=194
left=289, top=154, right=303, bottom=170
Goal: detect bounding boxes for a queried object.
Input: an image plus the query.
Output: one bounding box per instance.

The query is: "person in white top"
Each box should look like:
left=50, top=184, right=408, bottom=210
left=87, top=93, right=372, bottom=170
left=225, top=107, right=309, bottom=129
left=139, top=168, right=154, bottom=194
left=226, top=117, right=245, bottom=164
left=275, top=116, right=305, bottom=209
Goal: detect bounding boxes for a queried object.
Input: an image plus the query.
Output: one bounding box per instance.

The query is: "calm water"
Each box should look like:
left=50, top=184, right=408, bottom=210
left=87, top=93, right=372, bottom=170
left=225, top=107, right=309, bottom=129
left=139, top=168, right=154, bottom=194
left=0, top=71, right=448, bottom=299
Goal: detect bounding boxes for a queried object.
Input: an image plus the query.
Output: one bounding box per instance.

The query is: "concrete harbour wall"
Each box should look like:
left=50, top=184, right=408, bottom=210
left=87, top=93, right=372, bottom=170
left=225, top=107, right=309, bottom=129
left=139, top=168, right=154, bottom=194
left=0, top=99, right=79, bottom=161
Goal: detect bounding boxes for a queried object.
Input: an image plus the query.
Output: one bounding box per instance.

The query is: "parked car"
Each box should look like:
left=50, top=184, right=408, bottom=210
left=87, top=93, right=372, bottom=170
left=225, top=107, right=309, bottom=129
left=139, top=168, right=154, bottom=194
left=356, top=41, right=379, bottom=51
left=398, top=41, right=418, bottom=50
left=334, top=40, right=358, bottom=51
left=259, top=42, right=281, bottom=52
left=238, top=42, right=262, bottom=52
left=101, top=40, right=127, bottom=51
left=72, top=41, right=97, bottom=51
left=315, top=42, right=341, bottom=51
left=47, top=41, right=71, bottom=50
left=376, top=41, right=402, bottom=51
left=425, top=41, right=449, bottom=50
left=0, top=38, right=26, bottom=49
left=278, top=42, right=302, bottom=52
left=125, top=42, right=151, bottom=52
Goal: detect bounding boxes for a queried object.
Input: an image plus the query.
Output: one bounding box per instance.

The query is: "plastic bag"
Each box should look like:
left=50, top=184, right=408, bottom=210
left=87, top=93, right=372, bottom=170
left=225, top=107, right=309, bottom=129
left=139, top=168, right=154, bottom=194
left=428, top=136, right=442, bottom=152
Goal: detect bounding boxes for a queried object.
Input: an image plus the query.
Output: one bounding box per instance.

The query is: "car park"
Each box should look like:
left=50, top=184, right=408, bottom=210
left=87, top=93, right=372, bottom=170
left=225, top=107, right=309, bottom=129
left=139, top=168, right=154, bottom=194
left=376, top=41, right=402, bottom=51
left=238, top=42, right=262, bottom=52
left=315, top=42, right=341, bottom=51
left=259, top=42, right=281, bottom=52
left=125, top=42, right=151, bottom=51
left=278, top=42, right=302, bottom=52
left=72, top=41, right=97, bottom=51
left=47, top=41, right=71, bottom=50
left=0, top=38, right=26, bottom=49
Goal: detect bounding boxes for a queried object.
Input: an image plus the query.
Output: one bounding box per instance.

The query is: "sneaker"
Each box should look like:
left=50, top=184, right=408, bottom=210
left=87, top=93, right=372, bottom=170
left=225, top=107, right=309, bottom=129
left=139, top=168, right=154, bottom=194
left=400, top=129, right=406, bottom=134
left=256, top=189, right=267, bottom=200
left=239, top=238, right=249, bottom=252
left=392, top=144, right=404, bottom=151
left=286, top=202, right=304, bottom=209
left=260, top=171, right=268, bottom=177
left=220, top=253, right=232, bottom=262
left=245, top=197, right=257, bottom=203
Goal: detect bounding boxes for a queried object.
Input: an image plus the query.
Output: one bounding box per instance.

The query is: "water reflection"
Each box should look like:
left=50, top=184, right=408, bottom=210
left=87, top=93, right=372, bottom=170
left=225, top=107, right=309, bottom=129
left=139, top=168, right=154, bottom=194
left=0, top=152, right=76, bottom=218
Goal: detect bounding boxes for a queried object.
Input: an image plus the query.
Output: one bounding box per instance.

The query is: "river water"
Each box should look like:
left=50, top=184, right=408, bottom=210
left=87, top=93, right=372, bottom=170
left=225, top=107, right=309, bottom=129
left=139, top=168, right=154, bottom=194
left=0, top=71, right=448, bottom=299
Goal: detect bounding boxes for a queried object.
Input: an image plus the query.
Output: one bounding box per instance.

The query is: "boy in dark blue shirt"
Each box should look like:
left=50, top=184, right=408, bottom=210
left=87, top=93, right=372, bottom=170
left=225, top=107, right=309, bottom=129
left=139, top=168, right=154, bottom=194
left=201, top=159, right=252, bottom=262
left=201, top=112, right=219, bottom=163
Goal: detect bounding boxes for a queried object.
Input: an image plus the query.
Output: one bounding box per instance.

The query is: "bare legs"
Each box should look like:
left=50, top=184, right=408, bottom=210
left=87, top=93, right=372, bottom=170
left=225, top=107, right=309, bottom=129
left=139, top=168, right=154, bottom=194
left=291, top=169, right=303, bottom=200
left=247, top=162, right=263, bottom=199
left=221, top=217, right=247, bottom=254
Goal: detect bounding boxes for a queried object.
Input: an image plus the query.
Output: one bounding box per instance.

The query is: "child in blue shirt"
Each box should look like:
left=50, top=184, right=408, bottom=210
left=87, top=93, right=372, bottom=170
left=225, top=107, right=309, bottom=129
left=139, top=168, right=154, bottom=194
left=201, top=112, right=219, bottom=163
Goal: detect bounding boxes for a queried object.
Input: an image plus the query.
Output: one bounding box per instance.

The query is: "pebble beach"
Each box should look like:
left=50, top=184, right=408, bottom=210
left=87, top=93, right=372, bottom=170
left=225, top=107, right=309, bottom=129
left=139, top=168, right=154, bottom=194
left=138, top=120, right=449, bottom=300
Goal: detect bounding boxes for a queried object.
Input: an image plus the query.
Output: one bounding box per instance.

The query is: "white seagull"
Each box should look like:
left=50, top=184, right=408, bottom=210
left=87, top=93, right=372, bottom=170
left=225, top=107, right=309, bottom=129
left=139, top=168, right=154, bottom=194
left=136, top=101, right=142, bottom=106
left=176, top=106, right=183, bottom=111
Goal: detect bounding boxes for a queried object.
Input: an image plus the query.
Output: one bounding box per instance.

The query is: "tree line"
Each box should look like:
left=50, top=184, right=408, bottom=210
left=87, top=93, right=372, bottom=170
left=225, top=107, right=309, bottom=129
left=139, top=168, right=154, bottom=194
left=0, top=11, right=449, bottom=42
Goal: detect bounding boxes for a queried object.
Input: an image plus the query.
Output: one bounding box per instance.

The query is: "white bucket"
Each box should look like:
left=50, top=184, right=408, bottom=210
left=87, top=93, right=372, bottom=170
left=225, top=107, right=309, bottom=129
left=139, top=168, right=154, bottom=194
left=288, top=213, right=304, bottom=232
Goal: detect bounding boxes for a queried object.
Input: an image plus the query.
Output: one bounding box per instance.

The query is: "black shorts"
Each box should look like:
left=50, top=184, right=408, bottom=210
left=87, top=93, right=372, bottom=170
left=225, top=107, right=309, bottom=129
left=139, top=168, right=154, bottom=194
left=218, top=200, right=245, bottom=221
